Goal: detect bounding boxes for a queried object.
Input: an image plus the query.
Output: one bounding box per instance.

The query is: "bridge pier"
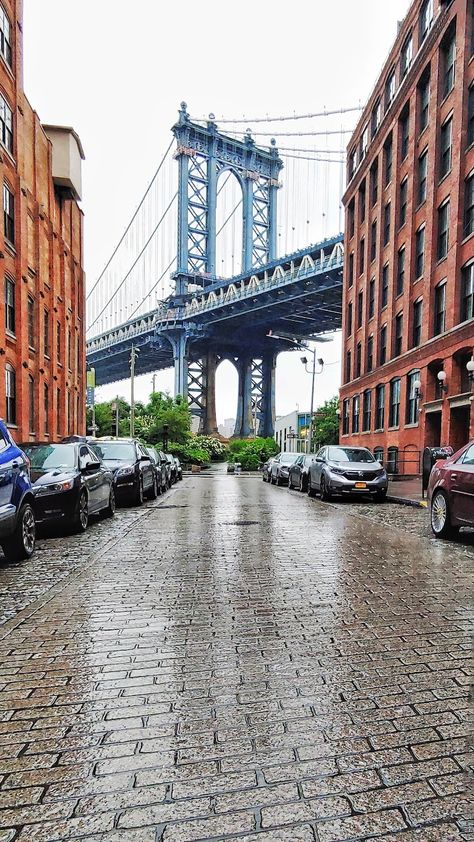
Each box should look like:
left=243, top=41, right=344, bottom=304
left=260, top=352, right=277, bottom=438
left=201, top=352, right=218, bottom=436
left=169, top=330, right=189, bottom=400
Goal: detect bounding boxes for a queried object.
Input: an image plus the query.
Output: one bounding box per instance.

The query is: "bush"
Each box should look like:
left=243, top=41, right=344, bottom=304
left=193, top=435, right=227, bottom=460
left=227, top=437, right=279, bottom=470
left=166, top=440, right=211, bottom=466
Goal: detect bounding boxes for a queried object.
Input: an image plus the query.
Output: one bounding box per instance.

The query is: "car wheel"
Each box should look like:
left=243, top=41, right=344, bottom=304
left=307, top=477, right=316, bottom=498
left=147, top=476, right=158, bottom=501
left=132, top=479, right=144, bottom=506
left=431, top=490, right=458, bottom=539
left=320, top=475, right=332, bottom=501
left=102, top=486, right=116, bottom=518
left=1, top=503, right=36, bottom=561
left=375, top=489, right=387, bottom=503
left=299, top=475, right=305, bottom=493
left=288, top=475, right=293, bottom=490
left=73, top=491, right=89, bottom=533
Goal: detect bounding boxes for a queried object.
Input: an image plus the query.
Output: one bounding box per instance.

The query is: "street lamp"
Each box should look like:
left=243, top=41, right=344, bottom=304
left=413, top=378, right=423, bottom=401
left=467, top=358, right=474, bottom=389
left=301, top=351, right=324, bottom=455
left=437, top=370, right=448, bottom=395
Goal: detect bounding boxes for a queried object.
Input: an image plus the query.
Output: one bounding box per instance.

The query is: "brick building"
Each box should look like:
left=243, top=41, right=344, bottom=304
left=341, top=0, right=474, bottom=474
left=0, top=0, right=85, bottom=443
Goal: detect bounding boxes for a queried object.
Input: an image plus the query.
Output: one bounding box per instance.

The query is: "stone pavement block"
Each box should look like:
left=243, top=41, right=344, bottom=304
left=317, top=807, right=407, bottom=840
left=118, top=796, right=212, bottom=828
left=161, top=812, right=256, bottom=841
left=261, top=795, right=351, bottom=827
left=350, top=780, right=434, bottom=812
left=380, top=756, right=460, bottom=785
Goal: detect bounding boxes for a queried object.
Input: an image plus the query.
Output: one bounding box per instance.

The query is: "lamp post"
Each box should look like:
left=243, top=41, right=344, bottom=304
left=437, top=369, right=448, bottom=396
left=130, top=345, right=140, bottom=438
left=467, top=358, right=474, bottom=389
left=300, top=350, right=324, bottom=454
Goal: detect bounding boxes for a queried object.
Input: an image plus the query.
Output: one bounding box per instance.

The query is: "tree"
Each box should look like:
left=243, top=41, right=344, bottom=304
left=134, top=391, right=191, bottom=445
left=312, top=396, right=339, bottom=447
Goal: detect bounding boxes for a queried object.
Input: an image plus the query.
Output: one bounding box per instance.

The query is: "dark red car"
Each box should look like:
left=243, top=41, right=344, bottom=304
left=428, top=440, right=474, bottom=538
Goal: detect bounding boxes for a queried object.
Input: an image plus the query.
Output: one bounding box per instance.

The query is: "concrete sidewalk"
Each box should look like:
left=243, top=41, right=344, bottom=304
left=388, top=476, right=427, bottom=508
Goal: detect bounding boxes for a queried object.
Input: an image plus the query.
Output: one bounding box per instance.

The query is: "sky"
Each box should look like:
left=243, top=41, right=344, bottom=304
left=23, top=0, right=411, bottom=423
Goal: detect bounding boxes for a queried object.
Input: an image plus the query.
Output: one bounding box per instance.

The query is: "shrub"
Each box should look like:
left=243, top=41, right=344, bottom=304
left=228, top=437, right=279, bottom=470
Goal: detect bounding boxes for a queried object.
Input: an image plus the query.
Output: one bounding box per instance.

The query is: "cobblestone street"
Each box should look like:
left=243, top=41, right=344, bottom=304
left=0, top=476, right=471, bottom=841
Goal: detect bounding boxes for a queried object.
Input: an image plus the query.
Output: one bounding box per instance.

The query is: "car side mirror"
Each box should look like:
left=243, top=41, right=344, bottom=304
left=315, top=457, right=324, bottom=463
left=140, top=455, right=150, bottom=462
left=81, top=462, right=97, bottom=473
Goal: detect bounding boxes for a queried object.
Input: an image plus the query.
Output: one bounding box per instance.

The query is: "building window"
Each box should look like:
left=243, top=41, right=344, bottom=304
left=387, top=446, right=399, bottom=474
left=368, top=278, right=375, bottom=319
left=464, top=173, right=474, bottom=239
left=389, top=378, right=401, bottom=427
left=3, top=181, right=14, bottom=243
left=441, top=27, right=456, bottom=99
left=5, top=275, right=14, bottom=335
left=27, top=296, right=34, bottom=347
left=67, top=391, right=71, bottom=434
left=418, top=69, right=430, bottom=133
left=352, top=395, right=360, bottom=434
left=0, top=94, right=12, bottom=154
left=367, top=335, right=374, bottom=372
left=357, top=290, right=363, bottom=328
left=399, top=178, right=408, bottom=227
left=356, top=342, right=362, bottom=378
left=437, top=200, right=449, bottom=261
left=370, top=220, right=377, bottom=262
left=383, top=202, right=391, bottom=246
left=375, top=384, right=385, bottom=430
left=419, top=0, right=433, bottom=42
left=363, top=390, right=372, bottom=432
left=406, top=370, right=421, bottom=425
left=44, top=384, right=49, bottom=434
left=401, top=34, right=413, bottom=79
left=385, top=68, right=396, bottom=112
left=396, top=246, right=405, bottom=296
left=461, top=261, right=474, bottom=321
left=439, top=118, right=452, bottom=179
left=77, top=336, right=81, bottom=375
left=56, top=387, right=61, bottom=436
left=359, top=125, right=369, bottom=162
left=359, top=181, right=366, bottom=223
left=342, top=399, right=350, bottom=435
left=381, top=264, right=389, bottom=309
left=412, top=298, right=423, bottom=347
left=348, top=148, right=357, bottom=180
left=348, top=252, right=354, bottom=287
left=345, top=350, right=352, bottom=383
left=468, top=85, right=474, bottom=149
left=434, top=281, right=446, bottom=335
left=384, top=134, right=393, bottom=185
left=359, top=238, right=365, bottom=275
left=5, top=363, right=15, bottom=425
left=44, top=309, right=50, bottom=357
left=369, top=162, right=378, bottom=209
left=68, top=329, right=72, bottom=370
left=348, top=200, right=355, bottom=238
left=400, top=107, right=410, bottom=161
left=394, top=312, right=403, bottom=357
left=371, top=99, right=381, bottom=138
left=379, top=324, right=387, bottom=365
left=28, top=376, right=34, bottom=433
left=415, top=226, right=425, bottom=278
left=347, top=301, right=353, bottom=336
left=0, top=5, right=12, bottom=67
left=56, top=321, right=61, bottom=361
left=418, top=149, right=428, bottom=205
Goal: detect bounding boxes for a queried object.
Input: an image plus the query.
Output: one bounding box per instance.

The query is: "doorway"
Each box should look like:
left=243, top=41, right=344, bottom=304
left=425, top=411, right=441, bottom=447
left=450, top=405, right=471, bottom=452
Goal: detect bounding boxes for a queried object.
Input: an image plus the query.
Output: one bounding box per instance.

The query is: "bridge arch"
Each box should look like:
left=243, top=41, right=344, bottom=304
left=216, top=169, right=243, bottom=278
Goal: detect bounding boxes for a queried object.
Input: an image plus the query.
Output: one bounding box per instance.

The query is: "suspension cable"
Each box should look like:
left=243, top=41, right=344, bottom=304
left=280, top=153, right=345, bottom=163
left=277, top=145, right=346, bottom=154
left=128, top=257, right=177, bottom=320
left=221, top=127, right=355, bottom=138
left=217, top=200, right=242, bottom=237
left=86, top=138, right=174, bottom=301
left=88, top=192, right=178, bottom=331
left=191, top=106, right=363, bottom=124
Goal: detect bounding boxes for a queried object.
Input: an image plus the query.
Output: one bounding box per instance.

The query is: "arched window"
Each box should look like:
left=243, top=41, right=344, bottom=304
left=5, top=363, right=15, bottom=424
left=374, top=446, right=384, bottom=465
left=0, top=4, right=12, bottom=67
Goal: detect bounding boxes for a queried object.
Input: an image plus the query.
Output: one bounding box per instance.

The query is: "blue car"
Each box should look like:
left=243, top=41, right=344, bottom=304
left=0, top=420, right=36, bottom=561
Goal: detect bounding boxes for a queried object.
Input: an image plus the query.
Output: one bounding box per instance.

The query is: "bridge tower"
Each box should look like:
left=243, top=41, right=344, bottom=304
left=163, top=103, right=283, bottom=438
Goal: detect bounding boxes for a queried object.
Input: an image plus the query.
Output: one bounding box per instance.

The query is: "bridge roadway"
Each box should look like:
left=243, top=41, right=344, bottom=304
left=86, top=234, right=344, bottom=388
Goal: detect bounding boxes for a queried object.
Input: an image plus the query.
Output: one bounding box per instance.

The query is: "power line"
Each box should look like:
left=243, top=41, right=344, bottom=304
left=86, top=138, right=174, bottom=301
left=192, top=106, right=363, bottom=124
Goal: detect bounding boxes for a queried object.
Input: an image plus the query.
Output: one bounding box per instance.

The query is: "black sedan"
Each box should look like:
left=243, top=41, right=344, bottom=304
left=288, top=454, right=315, bottom=492
left=20, top=442, right=115, bottom=533
left=147, top=446, right=170, bottom=493
left=90, top=439, right=156, bottom=504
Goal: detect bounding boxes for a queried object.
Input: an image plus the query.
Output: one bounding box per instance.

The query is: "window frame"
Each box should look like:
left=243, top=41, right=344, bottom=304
left=389, top=378, right=401, bottom=428
left=433, top=280, right=447, bottom=336
left=4, top=274, right=14, bottom=335
left=3, top=180, right=14, bottom=244
left=461, top=261, right=474, bottom=322
left=437, top=200, right=450, bottom=261
left=5, top=362, right=15, bottom=425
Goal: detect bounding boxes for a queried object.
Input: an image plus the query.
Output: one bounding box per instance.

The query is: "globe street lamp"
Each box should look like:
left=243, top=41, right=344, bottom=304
left=300, top=351, right=324, bottom=455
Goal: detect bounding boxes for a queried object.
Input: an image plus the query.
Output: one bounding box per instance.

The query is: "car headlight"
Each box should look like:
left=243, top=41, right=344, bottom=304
left=116, top=466, right=135, bottom=477
left=330, top=466, right=345, bottom=475
left=35, top=479, right=75, bottom=495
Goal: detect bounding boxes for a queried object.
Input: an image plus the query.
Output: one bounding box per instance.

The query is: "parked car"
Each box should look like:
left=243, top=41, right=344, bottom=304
left=428, top=440, right=474, bottom=538
left=270, top=452, right=298, bottom=486
left=165, top=453, right=177, bottom=484
left=0, top=421, right=36, bottom=561
left=173, top=457, right=183, bottom=481
left=20, top=442, right=115, bottom=533
left=262, top=457, right=275, bottom=482
left=147, top=446, right=170, bottom=493
left=90, top=439, right=156, bottom=504
left=288, top=454, right=315, bottom=492
left=308, top=445, right=388, bottom=501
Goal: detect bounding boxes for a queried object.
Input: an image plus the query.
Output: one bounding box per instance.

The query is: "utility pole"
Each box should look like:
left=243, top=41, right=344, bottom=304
left=111, top=398, right=120, bottom=437
left=130, top=345, right=139, bottom=438
left=300, top=348, right=324, bottom=455
left=152, top=373, right=157, bottom=394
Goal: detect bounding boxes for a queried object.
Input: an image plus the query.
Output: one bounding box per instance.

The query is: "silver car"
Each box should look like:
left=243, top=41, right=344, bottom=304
left=270, top=452, right=298, bottom=486
left=307, top=445, right=388, bottom=501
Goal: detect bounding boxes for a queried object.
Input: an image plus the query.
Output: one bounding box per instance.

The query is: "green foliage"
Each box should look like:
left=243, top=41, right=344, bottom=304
left=166, top=439, right=210, bottom=466
left=193, top=435, right=227, bottom=460
left=312, top=396, right=339, bottom=447
left=87, top=397, right=130, bottom=438
left=227, top=437, right=279, bottom=471
left=88, top=392, right=191, bottom=444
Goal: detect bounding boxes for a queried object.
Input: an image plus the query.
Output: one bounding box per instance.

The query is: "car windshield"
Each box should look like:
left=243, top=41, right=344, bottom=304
left=327, top=447, right=376, bottom=463
left=23, top=444, right=76, bottom=470
left=90, top=442, right=135, bottom=462
left=280, top=453, right=296, bottom=464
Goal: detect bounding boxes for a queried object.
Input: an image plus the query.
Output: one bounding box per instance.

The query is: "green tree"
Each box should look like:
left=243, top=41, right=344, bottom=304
left=134, top=392, right=191, bottom=445
left=312, top=396, right=339, bottom=447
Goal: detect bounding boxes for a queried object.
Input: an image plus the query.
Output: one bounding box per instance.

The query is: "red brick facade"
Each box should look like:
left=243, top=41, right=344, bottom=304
left=341, top=0, right=474, bottom=474
left=0, top=0, right=85, bottom=443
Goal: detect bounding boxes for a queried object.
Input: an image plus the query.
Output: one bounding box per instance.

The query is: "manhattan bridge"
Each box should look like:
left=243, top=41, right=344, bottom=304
left=86, top=102, right=360, bottom=437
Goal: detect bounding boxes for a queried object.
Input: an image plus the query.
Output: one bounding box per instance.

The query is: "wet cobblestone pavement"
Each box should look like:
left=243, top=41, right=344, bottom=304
left=0, top=476, right=471, bottom=841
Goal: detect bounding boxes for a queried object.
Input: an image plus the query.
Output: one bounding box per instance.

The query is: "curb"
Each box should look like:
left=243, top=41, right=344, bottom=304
left=387, top=494, right=428, bottom=509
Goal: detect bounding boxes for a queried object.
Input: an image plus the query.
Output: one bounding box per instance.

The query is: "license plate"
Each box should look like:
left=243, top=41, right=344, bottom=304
left=354, top=482, right=367, bottom=489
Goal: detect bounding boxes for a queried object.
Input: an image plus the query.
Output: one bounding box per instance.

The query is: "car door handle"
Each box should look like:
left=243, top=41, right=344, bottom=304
left=11, top=461, right=20, bottom=471
left=451, top=473, right=457, bottom=479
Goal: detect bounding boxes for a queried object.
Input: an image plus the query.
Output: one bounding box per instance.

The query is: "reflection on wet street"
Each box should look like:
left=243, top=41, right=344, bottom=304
left=0, top=476, right=470, bottom=841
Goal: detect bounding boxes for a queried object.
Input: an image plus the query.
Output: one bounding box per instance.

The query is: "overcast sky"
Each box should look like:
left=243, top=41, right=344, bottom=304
left=23, top=0, right=410, bottom=424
